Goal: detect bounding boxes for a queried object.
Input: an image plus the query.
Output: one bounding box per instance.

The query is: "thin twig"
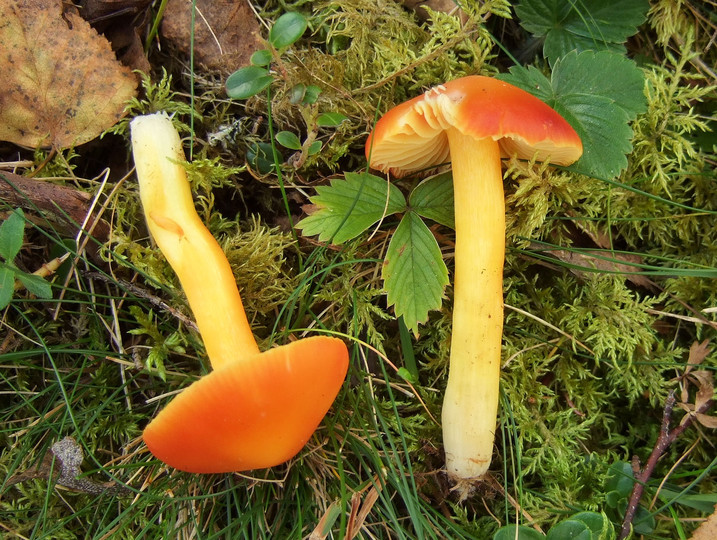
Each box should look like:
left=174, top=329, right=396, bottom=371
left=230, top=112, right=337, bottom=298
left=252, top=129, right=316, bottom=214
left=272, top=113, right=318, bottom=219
left=619, top=391, right=715, bottom=539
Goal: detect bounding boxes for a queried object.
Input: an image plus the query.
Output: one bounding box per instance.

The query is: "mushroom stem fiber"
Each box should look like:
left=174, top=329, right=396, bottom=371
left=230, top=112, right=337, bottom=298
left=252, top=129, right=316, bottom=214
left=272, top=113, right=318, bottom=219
left=441, top=130, right=504, bottom=482
left=131, top=114, right=260, bottom=369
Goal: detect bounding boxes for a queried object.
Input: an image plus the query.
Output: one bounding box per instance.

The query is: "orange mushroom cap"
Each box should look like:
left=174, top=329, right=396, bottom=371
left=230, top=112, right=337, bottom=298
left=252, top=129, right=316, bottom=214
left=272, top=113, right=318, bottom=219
left=365, top=75, right=583, bottom=177
left=143, top=335, right=348, bottom=473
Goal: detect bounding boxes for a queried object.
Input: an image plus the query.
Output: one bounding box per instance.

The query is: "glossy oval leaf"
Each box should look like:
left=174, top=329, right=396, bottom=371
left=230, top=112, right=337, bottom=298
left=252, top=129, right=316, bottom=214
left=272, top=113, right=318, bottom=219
left=269, top=12, right=308, bottom=49
left=275, top=131, right=302, bottom=150
left=317, top=112, right=348, bottom=127
left=250, top=49, right=273, bottom=67
left=303, top=85, right=322, bottom=104
left=308, top=140, right=322, bottom=155
left=493, top=524, right=546, bottom=540
left=383, top=212, right=448, bottom=335
left=226, top=66, right=273, bottom=99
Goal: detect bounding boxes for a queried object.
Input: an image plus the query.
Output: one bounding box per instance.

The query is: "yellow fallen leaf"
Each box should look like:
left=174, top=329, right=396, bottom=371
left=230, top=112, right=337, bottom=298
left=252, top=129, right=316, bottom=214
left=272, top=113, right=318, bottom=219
left=0, top=0, right=137, bottom=148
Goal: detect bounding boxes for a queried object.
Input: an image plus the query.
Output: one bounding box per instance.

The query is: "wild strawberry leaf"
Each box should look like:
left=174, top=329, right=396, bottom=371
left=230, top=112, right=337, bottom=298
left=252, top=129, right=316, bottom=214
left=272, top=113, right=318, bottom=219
left=297, top=172, right=406, bottom=244
left=499, top=50, right=647, bottom=179
left=515, top=0, right=649, bottom=64
left=383, top=212, right=448, bottom=335
left=409, top=172, right=455, bottom=229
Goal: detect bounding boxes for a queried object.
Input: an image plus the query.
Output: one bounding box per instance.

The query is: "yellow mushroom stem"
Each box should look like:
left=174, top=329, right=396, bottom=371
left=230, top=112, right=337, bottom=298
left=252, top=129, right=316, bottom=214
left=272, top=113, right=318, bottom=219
left=441, top=128, right=505, bottom=486
left=131, top=114, right=260, bottom=370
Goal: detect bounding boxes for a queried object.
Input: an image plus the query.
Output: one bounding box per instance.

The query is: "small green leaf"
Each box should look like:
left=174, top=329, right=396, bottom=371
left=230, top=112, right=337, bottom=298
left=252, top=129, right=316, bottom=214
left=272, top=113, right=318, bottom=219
left=499, top=50, right=646, bottom=179
left=247, top=142, right=278, bottom=175
left=546, top=512, right=613, bottom=540
left=397, top=367, right=418, bottom=384
left=515, top=0, right=649, bottom=64
left=269, top=12, right=308, bottom=49
left=0, top=208, right=25, bottom=262
left=631, top=505, right=656, bottom=535
left=289, top=84, right=308, bottom=104
left=297, top=172, right=406, bottom=244
left=0, top=267, right=14, bottom=309
left=307, top=140, right=322, bottom=155
left=546, top=521, right=592, bottom=540
left=17, top=271, right=52, bottom=300
left=409, top=172, right=455, bottom=229
left=317, top=112, right=348, bottom=127
left=303, top=85, right=322, bottom=104
left=275, top=131, right=302, bottom=150
left=250, top=49, right=273, bottom=66
left=226, top=66, right=273, bottom=99
left=605, top=461, right=635, bottom=503
left=383, top=212, right=448, bottom=335
left=493, top=525, right=546, bottom=540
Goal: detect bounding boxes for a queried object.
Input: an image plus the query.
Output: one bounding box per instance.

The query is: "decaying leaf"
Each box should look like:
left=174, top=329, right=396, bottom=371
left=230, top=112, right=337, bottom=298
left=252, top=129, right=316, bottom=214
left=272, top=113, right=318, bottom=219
left=160, top=0, right=263, bottom=75
left=690, top=504, right=717, bottom=540
left=0, top=0, right=137, bottom=148
left=677, top=340, right=716, bottom=429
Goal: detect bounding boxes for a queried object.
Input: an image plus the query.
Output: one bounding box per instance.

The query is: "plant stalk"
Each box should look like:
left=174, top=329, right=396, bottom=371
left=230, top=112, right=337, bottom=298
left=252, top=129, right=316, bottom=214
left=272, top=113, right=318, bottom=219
left=442, top=129, right=505, bottom=489
left=131, top=114, right=260, bottom=370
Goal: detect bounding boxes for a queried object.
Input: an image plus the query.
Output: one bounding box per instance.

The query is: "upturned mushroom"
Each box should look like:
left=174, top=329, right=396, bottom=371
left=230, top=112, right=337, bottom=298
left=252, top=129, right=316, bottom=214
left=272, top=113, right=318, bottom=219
left=365, top=76, right=582, bottom=489
left=131, top=113, right=348, bottom=473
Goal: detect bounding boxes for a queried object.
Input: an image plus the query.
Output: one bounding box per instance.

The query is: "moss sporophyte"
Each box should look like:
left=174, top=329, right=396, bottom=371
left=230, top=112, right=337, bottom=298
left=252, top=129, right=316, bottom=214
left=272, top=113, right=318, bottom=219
left=131, top=113, right=348, bottom=473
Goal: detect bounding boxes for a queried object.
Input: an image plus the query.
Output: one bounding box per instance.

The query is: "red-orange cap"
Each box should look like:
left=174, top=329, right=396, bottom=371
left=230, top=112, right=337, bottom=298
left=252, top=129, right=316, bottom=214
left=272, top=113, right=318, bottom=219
left=365, top=75, right=583, bottom=177
left=143, top=336, right=349, bottom=473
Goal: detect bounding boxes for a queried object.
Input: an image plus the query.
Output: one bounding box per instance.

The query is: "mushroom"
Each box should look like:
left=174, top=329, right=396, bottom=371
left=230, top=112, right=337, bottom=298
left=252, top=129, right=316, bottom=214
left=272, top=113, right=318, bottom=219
left=131, top=113, right=348, bottom=473
left=365, top=76, right=582, bottom=489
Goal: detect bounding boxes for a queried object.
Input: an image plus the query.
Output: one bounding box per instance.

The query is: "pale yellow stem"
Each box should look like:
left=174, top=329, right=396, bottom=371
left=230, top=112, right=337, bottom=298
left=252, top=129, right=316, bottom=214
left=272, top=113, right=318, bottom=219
left=131, top=114, right=260, bottom=370
left=442, top=129, right=505, bottom=484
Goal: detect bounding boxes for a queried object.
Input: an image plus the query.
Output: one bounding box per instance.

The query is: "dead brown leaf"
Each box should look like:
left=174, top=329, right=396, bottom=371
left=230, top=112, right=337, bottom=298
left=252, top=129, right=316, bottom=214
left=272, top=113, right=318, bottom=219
left=0, top=0, right=137, bottom=148
left=677, top=341, right=716, bottom=429
left=690, top=505, right=717, bottom=540
left=542, top=247, right=656, bottom=289
left=399, top=0, right=468, bottom=23
left=687, top=340, right=712, bottom=369
left=160, top=0, right=263, bottom=75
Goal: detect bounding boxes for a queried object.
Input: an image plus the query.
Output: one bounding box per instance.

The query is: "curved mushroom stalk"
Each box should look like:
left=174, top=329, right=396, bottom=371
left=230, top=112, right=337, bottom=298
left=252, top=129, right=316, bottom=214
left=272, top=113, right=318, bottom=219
left=131, top=114, right=259, bottom=369
left=441, top=130, right=504, bottom=482
left=366, top=76, right=582, bottom=491
left=131, top=113, right=348, bottom=473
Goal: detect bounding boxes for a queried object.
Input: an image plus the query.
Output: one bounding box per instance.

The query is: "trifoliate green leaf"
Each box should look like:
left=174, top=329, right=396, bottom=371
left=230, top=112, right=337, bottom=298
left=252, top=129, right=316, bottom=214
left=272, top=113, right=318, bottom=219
left=383, top=212, right=448, bottom=335
left=499, top=50, right=647, bottom=179
left=515, top=0, right=649, bottom=64
left=409, top=172, right=455, bottom=229
left=551, top=50, right=647, bottom=119
left=297, top=172, right=406, bottom=244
